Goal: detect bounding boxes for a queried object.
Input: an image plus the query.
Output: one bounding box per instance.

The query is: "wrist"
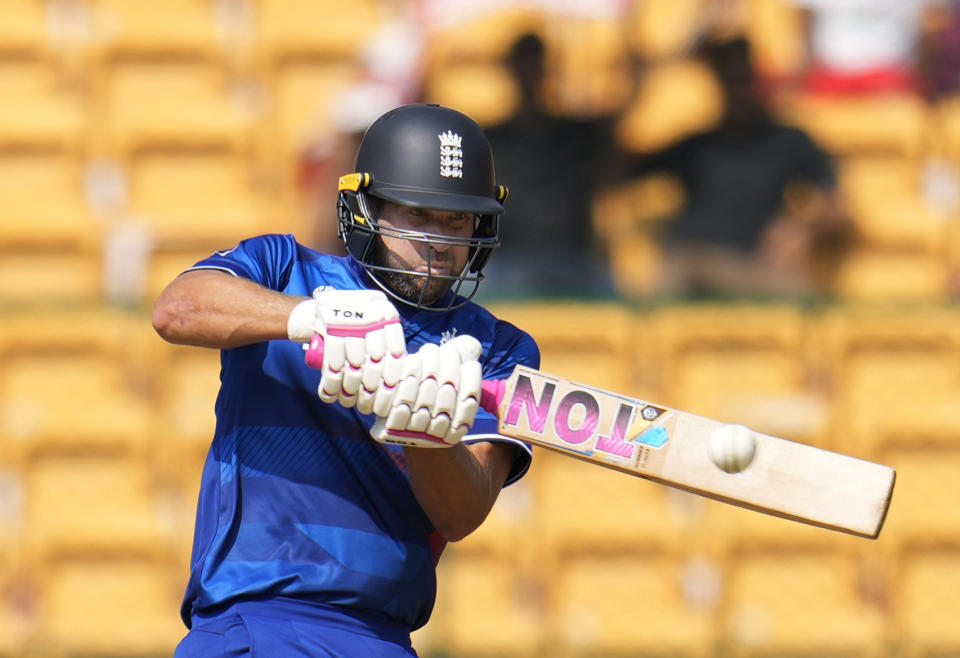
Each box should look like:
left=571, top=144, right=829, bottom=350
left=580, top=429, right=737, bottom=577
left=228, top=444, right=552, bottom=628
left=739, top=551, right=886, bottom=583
left=287, top=298, right=317, bottom=342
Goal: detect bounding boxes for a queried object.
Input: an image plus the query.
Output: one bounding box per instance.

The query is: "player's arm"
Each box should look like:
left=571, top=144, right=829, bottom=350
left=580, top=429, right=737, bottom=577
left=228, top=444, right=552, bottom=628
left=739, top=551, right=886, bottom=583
left=152, top=269, right=303, bottom=349
left=403, top=441, right=518, bottom=542
left=155, top=269, right=407, bottom=411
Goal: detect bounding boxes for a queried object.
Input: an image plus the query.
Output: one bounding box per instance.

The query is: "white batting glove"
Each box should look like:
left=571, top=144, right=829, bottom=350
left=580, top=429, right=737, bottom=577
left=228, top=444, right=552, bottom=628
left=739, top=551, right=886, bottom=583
left=370, top=335, right=483, bottom=448
left=288, top=289, right=406, bottom=414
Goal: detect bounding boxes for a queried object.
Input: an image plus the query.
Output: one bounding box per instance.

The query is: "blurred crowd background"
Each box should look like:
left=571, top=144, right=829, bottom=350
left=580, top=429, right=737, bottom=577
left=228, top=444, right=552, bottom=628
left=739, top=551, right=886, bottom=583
left=2, top=0, right=960, bottom=656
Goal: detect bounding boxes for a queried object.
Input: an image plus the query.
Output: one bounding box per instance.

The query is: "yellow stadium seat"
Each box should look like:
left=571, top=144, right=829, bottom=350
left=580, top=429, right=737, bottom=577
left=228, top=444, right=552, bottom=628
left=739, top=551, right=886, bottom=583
left=254, top=0, right=383, bottom=62
left=23, top=455, right=173, bottom=559
left=89, top=0, right=221, bottom=59
left=0, top=151, right=99, bottom=248
left=426, top=9, right=540, bottom=64
left=838, top=156, right=948, bottom=251
left=0, top=0, right=51, bottom=56
left=743, top=0, right=804, bottom=78
left=38, top=557, right=184, bottom=656
left=531, top=450, right=707, bottom=556
left=894, top=550, right=960, bottom=657
left=822, top=308, right=960, bottom=453
left=721, top=552, right=886, bottom=657
left=98, top=59, right=254, bottom=156
left=551, top=554, right=718, bottom=656
left=0, top=352, right=154, bottom=455
left=488, top=302, right=639, bottom=394
left=432, top=554, right=544, bottom=657
left=831, top=247, right=951, bottom=303
left=784, top=94, right=929, bottom=158
left=0, top=58, right=87, bottom=151
left=0, top=247, right=102, bottom=303
left=628, top=0, right=706, bottom=60
left=616, top=58, right=723, bottom=153
left=267, top=59, right=363, bottom=159
left=706, top=497, right=849, bottom=554
left=880, top=449, right=960, bottom=553
left=127, top=150, right=271, bottom=246
left=424, top=61, right=518, bottom=127
left=546, top=18, right=634, bottom=116
left=650, top=305, right=820, bottom=444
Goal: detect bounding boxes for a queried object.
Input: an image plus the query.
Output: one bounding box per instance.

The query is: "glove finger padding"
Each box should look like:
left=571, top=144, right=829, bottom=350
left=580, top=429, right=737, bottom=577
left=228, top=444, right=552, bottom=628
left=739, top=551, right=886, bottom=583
left=371, top=335, right=484, bottom=448
left=305, top=290, right=406, bottom=410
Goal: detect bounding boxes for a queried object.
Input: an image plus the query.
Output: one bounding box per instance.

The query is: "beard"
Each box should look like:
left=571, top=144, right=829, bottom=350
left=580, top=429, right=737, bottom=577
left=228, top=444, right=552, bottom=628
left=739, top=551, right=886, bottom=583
left=369, top=239, right=457, bottom=306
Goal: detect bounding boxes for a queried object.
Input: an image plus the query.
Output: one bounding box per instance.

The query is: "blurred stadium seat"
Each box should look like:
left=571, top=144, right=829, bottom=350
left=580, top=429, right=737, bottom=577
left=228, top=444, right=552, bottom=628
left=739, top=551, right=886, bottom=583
left=894, top=550, right=960, bottom=657
left=784, top=94, right=929, bottom=159
left=38, top=557, right=184, bottom=656
left=253, top=0, right=383, bottom=63
left=127, top=148, right=272, bottom=246
left=0, top=349, right=154, bottom=456
left=23, top=455, right=172, bottom=559
left=880, top=448, right=960, bottom=553
left=266, top=59, right=363, bottom=159
left=435, top=553, right=544, bottom=657
left=0, top=56, right=87, bottom=152
left=424, top=61, right=518, bottom=127
left=822, top=308, right=960, bottom=454
left=721, top=551, right=887, bottom=657
left=489, top=302, right=640, bottom=394
left=532, top=449, right=705, bottom=556
left=743, top=0, right=804, bottom=78
left=547, top=18, right=634, bottom=116
left=551, top=553, right=718, bottom=656
left=425, top=8, right=538, bottom=64
left=88, top=0, right=221, bottom=60
left=0, top=0, right=52, bottom=57
left=616, top=58, right=723, bottom=153
left=628, top=0, right=705, bottom=61
left=0, top=247, right=102, bottom=304
left=97, top=58, right=254, bottom=156
left=0, top=149, right=98, bottom=246
left=839, top=156, right=948, bottom=252
left=650, top=305, right=822, bottom=444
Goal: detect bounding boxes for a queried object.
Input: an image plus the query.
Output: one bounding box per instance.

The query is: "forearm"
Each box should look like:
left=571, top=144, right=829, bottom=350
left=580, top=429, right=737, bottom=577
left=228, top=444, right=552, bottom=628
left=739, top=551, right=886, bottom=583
left=152, top=270, right=305, bottom=349
left=403, top=441, right=515, bottom=542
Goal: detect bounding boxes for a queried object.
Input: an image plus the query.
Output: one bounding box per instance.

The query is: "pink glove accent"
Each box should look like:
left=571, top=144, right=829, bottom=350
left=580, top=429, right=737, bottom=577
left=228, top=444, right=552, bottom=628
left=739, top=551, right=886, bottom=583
left=306, top=334, right=502, bottom=415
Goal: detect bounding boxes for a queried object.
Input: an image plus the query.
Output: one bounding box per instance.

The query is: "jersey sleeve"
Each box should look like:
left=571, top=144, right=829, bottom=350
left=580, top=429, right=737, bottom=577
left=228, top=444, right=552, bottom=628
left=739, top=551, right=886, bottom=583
left=185, top=233, right=300, bottom=291
left=463, top=321, right=541, bottom=486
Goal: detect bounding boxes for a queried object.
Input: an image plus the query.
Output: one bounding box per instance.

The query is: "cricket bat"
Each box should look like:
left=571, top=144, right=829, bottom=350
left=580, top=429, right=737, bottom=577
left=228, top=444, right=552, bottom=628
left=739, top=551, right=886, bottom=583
left=305, top=340, right=895, bottom=539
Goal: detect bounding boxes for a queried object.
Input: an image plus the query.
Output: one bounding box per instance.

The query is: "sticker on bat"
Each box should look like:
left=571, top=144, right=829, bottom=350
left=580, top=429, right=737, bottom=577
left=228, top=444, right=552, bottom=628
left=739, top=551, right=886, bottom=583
left=502, top=373, right=671, bottom=461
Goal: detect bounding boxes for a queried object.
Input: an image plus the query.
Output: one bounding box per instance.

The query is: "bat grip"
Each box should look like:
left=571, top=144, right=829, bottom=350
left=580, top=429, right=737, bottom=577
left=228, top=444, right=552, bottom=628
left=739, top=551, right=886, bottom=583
left=303, top=333, right=503, bottom=414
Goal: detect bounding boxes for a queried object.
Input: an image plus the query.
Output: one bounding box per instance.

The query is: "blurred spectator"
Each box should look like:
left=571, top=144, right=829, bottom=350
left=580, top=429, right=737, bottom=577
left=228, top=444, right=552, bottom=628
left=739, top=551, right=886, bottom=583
left=922, top=0, right=960, bottom=99
left=793, top=0, right=942, bottom=96
left=623, top=36, right=853, bottom=298
left=478, top=32, right=622, bottom=300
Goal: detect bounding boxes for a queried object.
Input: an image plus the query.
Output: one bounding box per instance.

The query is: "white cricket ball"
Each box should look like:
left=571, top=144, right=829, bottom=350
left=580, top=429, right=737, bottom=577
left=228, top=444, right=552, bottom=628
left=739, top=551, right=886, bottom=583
left=709, top=424, right=757, bottom=473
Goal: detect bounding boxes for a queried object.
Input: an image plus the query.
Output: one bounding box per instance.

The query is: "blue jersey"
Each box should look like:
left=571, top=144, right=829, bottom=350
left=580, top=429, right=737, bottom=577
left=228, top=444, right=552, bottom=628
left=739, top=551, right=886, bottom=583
left=180, top=234, right=539, bottom=632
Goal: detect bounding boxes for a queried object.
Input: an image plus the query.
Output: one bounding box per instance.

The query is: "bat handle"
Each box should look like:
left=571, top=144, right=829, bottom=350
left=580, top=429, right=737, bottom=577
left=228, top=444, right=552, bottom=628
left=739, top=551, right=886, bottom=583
left=479, top=379, right=505, bottom=415
left=303, top=333, right=503, bottom=415
left=304, top=333, right=326, bottom=369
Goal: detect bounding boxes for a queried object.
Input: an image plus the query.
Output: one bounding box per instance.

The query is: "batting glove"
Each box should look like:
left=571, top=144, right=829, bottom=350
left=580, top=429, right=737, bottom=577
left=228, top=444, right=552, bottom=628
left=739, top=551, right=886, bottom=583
left=370, top=335, right=483, bottom=448
left=288, top=289, right=406, bottom=414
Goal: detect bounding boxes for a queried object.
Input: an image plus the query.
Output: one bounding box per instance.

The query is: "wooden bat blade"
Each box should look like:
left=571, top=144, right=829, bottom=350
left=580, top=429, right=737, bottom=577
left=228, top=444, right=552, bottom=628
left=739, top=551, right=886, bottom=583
left=486, top=366, right=895, bottom=539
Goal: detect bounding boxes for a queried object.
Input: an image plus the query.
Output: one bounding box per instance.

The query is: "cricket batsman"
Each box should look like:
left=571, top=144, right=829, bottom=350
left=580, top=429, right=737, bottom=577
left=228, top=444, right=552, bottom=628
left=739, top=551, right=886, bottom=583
left=152, top=104, right=539, bottom=655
